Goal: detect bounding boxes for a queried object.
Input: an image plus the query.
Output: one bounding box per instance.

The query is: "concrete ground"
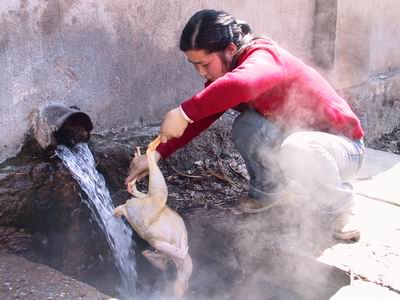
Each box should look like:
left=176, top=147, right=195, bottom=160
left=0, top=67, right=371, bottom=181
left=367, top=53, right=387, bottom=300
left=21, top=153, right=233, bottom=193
left=319, top=148, right=400, bottom=299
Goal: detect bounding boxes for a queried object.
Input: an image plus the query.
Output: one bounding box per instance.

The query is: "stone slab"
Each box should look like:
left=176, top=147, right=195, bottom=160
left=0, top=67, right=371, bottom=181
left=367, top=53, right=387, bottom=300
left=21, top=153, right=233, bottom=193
left=356, top=148, right=400, bottom=179
left=330, top=280, right=400, bottom=300
left=355, top=148, right=400, bottom=206
left=0, top=251, right=111, bottom=300
left=317, top=148, right=400, bottom=296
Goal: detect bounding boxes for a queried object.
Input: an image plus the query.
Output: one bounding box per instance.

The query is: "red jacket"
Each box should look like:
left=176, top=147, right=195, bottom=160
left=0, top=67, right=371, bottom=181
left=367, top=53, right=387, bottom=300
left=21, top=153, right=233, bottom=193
left=157, top=38, right=364, bottom=159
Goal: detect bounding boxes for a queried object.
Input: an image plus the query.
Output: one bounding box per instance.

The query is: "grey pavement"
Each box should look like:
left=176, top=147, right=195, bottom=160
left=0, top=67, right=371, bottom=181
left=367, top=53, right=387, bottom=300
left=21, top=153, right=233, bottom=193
left=320, top=148, right=400, bottom=299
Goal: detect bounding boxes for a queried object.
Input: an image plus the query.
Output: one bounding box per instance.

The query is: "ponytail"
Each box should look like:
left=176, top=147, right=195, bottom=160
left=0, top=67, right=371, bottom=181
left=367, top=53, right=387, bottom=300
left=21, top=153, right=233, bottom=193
left=180, top=10, right=255, bottom=53
left=236, top=19, right=253, bottom=36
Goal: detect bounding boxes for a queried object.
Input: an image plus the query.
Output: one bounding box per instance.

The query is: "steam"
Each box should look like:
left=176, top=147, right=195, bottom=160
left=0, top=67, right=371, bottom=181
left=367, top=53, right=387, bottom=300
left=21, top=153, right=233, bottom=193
left=213, top=86, right=356, bottom=298
left=124, top=81, right=357, bottom=298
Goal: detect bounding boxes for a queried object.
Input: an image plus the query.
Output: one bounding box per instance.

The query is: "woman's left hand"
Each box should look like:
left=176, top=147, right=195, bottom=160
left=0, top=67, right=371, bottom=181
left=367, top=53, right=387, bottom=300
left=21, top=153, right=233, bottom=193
left=160, top=107, right=189, bottom=143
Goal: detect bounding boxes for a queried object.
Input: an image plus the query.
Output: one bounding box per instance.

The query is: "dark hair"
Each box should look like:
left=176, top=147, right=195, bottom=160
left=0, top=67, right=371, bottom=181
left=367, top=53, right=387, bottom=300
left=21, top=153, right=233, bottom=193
left=179, top=9, right=254, bottom=53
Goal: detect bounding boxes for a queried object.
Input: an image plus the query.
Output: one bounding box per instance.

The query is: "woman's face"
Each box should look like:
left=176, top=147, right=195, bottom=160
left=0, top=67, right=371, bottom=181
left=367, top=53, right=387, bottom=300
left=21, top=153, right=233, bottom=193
left=185, top=45, right=236, bottom=82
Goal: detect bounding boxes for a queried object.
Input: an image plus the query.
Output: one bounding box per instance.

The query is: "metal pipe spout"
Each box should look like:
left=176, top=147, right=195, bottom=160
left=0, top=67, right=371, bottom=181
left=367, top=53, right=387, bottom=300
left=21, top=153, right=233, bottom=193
left=32, top=104, right=93, bottom=149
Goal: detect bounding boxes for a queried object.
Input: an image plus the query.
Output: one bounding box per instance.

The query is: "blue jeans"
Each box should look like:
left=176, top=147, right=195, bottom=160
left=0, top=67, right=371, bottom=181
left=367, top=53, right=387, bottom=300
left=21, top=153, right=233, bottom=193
left=232, top=109, right=365, bottom=213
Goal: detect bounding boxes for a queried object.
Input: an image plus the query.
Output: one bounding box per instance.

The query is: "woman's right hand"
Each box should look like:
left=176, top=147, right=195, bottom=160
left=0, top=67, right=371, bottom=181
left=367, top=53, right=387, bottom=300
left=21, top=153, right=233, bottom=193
left=160, top=107, right=189, bottom=143
left=125, top=154, right=150, bottom=185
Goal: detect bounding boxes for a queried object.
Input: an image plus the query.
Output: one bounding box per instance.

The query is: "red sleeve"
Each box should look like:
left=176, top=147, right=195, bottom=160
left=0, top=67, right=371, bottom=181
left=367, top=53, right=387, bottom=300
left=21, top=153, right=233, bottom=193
left=156, top=111, right=224, bottom=159
left=181, top=49, right=284, bottom=121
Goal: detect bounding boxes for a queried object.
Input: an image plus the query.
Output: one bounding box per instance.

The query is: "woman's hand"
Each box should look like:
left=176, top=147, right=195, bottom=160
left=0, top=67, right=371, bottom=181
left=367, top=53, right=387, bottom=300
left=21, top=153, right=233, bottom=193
left=124, top=151, right=161, bottom=185
left=160, top=107, right=189, bottom=143
left=125, top=154, right=149, bottom=185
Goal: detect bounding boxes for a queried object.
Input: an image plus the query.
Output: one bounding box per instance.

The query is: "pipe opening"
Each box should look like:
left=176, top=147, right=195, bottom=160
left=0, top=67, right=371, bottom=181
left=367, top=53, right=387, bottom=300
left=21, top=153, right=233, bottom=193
left=33, top=104, right=93, bottom=149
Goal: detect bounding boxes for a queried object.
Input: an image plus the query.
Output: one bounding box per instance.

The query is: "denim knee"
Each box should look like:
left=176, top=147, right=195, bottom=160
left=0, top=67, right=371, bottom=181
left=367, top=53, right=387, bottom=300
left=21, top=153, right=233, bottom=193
left=278, top=131, right=357, bottom=212
left=232, top=109, right=282, bottom=152
left=232, top=110, right=258, bottom=151
left=279, top=132, right=335, bottom=180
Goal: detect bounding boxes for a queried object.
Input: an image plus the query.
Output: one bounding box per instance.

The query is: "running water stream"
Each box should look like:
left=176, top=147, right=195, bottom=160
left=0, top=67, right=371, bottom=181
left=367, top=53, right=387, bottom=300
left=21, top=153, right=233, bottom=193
left=56, top=143, right=137, bottom=298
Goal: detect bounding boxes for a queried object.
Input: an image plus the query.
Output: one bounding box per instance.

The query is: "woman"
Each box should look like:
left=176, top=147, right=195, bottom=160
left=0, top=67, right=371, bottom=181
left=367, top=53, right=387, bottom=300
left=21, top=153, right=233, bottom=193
left=126, top=9, right=365, bottom=241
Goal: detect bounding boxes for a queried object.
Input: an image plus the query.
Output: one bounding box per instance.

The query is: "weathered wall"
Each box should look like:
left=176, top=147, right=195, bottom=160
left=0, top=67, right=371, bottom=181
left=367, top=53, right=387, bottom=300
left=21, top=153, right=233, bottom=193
left=329, top=0, right=400, bottom=88
left=365, top=0, right=400, bottom=77
left=329, top=0, right=400, bottom=143
left=0, top=0, right=315, bottom=162
left=0, top=0, right=399, bottom=162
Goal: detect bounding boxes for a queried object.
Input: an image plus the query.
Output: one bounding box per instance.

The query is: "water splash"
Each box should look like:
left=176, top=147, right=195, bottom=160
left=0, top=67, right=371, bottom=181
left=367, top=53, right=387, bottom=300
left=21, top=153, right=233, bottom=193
left=56, top=143, right=137, bottom=298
